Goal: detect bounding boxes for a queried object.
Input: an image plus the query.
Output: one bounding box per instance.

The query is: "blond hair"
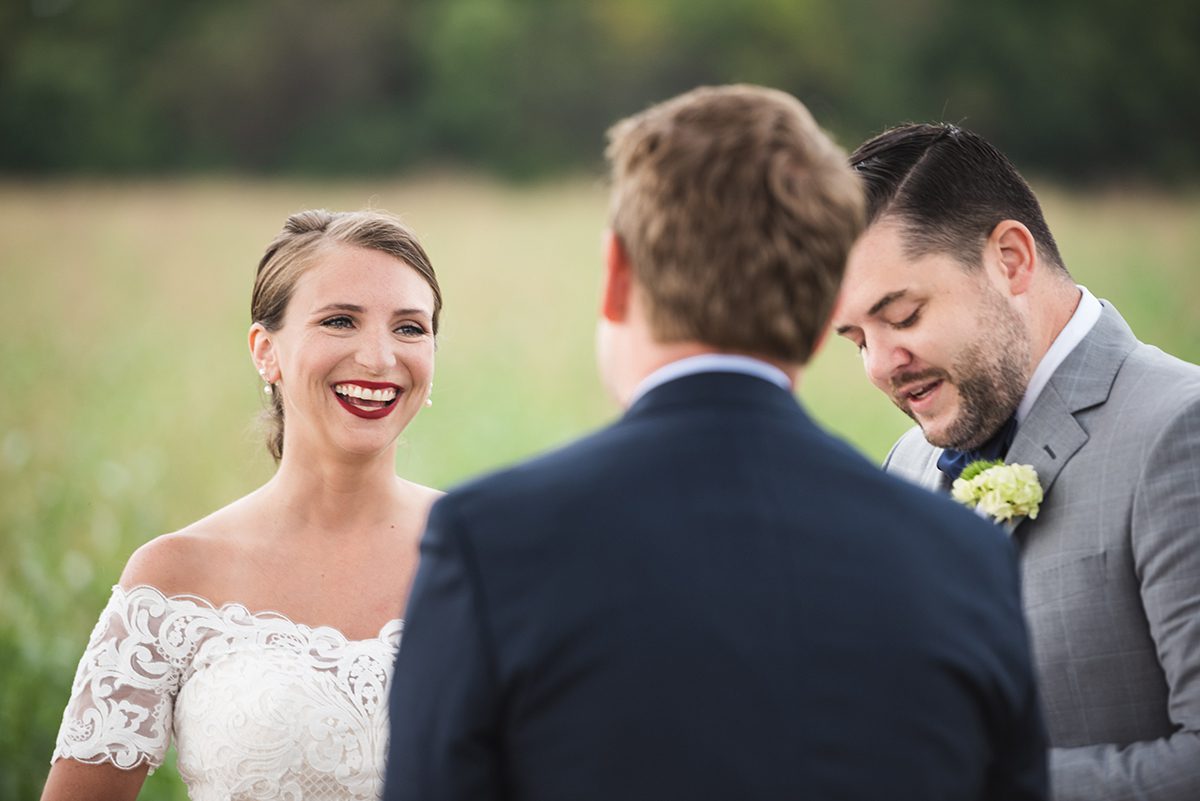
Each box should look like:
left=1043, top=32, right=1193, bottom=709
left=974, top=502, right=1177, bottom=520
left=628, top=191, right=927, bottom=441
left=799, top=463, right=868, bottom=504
left=606, top=85, right=864, bottom=363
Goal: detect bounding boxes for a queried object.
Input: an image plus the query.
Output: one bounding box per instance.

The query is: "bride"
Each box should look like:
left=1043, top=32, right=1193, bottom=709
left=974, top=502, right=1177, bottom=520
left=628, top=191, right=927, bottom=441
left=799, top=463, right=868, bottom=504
left=42, top=209, right=443, bottom=801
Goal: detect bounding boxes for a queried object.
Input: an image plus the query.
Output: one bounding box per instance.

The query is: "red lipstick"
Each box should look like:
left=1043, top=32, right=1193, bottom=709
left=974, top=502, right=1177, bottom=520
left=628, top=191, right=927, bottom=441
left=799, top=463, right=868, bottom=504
left=331, top=381, right=402, bottom=420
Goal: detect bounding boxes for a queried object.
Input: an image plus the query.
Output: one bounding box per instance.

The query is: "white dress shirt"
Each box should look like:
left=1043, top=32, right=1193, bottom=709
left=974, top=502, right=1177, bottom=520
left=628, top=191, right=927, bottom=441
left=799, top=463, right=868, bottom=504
left=628, top=354, right=792, bottom=406
left=1015, top=285, right=1103, bottom=424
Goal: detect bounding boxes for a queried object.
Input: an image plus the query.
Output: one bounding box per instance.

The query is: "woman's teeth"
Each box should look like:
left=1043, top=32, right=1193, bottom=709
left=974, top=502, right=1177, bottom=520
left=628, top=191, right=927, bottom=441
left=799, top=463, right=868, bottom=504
left=334, top=384, right=398, bottom=403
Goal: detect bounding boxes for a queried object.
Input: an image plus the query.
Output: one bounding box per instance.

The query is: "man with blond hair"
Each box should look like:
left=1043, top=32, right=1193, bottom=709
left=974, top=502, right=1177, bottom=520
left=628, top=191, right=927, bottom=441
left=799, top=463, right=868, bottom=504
left=385, top=86, right=1047, bottom=801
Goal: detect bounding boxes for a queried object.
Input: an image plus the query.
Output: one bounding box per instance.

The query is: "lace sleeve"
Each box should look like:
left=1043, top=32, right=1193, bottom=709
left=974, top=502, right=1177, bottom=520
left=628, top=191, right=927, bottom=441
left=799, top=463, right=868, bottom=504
left=52, top=585, right=192, bottom=772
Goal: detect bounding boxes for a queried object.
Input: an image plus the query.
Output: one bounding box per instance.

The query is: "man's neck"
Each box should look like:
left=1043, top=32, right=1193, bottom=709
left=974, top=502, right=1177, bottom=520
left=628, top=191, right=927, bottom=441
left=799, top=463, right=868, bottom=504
left=1015, top=284, right=1102, bottom=424
left=1029, top=279, right=1083, bottom=370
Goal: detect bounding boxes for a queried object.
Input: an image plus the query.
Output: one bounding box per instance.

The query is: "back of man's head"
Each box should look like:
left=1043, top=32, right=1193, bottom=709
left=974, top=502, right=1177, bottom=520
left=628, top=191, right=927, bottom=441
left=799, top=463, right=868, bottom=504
left=850, top=123, right=1068, bottom=275
left=606, top=85, right=864, bottom=365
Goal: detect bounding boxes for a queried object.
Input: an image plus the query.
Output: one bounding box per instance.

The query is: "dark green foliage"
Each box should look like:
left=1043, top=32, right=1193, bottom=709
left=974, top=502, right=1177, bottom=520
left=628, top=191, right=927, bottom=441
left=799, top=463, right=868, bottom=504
left=0, top=635, right=71, bottom=801
left=1, top=0, right=1196, bottom=181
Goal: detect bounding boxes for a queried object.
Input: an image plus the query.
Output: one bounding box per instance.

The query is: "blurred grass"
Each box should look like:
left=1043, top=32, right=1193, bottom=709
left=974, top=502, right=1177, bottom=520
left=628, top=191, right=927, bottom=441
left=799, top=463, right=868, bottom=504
left=1, top=176, right=1197, bottom=800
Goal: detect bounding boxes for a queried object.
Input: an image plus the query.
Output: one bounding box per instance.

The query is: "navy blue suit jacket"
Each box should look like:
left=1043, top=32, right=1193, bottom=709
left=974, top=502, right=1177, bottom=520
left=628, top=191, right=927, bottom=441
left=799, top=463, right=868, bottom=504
left=384, top=372, right=1047, bottom=801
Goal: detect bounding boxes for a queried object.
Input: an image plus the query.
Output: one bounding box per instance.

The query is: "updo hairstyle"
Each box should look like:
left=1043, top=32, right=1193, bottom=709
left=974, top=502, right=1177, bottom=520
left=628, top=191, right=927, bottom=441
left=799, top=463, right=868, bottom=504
left=250, top=209, right=441, bottom=462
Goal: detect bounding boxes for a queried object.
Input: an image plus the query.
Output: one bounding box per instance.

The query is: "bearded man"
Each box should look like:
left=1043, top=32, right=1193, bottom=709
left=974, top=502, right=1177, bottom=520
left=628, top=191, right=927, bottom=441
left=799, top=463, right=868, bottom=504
left=834, top=122, right=1200, bottom=801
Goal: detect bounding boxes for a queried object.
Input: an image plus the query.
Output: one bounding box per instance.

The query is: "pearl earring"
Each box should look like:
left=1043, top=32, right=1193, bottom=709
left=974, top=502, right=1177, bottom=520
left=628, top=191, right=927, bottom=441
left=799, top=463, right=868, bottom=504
left=425, top=384, right=433, bottom=407
left=264, top=383, right=274, bottom=395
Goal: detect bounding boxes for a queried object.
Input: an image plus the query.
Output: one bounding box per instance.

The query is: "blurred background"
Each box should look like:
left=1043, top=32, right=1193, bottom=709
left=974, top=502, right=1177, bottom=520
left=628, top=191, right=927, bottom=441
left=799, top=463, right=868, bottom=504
left=1, top=1, right=1197, bottom=798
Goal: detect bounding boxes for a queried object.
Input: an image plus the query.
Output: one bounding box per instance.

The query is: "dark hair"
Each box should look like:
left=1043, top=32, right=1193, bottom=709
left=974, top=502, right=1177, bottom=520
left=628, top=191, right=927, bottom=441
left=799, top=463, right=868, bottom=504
left=251, top=209, right=440, bottom=461
left=850, top=123, right=1067, bottom=274
left=606, top=84, right=865, bottom=364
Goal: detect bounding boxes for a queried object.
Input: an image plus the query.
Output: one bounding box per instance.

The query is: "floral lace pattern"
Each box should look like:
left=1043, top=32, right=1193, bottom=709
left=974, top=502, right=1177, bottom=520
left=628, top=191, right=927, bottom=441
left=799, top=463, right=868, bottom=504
left=54, top=585, right=403, bottom=800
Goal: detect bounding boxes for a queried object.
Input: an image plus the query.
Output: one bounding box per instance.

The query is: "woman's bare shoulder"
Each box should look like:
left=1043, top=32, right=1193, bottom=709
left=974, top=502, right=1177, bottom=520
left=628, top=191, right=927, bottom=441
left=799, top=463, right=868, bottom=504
left=408, top=480, right=446, bottom=507
left=399, top=479, right=445, bottom=528
left=119, top=499, right=256, bottom=596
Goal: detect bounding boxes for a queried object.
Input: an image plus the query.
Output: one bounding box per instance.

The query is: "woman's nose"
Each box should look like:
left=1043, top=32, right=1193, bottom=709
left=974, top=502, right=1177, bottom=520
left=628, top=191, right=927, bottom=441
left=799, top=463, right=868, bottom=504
left=355, top=331, right=397, bottom=373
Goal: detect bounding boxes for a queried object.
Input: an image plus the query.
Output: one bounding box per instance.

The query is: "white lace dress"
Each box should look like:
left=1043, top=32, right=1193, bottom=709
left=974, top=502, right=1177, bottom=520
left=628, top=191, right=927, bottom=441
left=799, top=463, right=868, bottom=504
left=53, top=584, right=403, bottom=800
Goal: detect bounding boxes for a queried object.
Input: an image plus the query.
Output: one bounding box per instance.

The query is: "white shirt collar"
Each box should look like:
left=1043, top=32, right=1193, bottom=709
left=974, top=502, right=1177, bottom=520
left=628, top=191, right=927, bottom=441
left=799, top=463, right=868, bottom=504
left=628, top=354, right=792, bottom=406
left=1015, top=285, right=1103, bottom=424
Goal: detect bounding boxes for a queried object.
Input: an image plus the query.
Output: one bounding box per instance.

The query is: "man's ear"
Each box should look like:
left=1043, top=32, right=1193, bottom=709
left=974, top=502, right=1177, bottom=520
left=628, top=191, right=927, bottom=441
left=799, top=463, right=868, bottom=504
left=249, top=323, right=277, bottom=382
left=601, top=230, right=634, bottom=323
left=987, top=220, right=1037, bottom=295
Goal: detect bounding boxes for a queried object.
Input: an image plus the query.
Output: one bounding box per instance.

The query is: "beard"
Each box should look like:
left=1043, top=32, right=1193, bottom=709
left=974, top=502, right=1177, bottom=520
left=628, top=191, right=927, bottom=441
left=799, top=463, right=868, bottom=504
left=893, top=287, right=1030, bottom=450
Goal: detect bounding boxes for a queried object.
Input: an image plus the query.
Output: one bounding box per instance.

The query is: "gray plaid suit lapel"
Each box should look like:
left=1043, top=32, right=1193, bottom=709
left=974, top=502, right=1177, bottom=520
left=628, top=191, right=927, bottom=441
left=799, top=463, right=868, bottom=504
left=1006, top=303, right=1138, bottom=534
left=1006, top=385, right=1088, bottom=506
left=922, top=450, right=950, bottom=493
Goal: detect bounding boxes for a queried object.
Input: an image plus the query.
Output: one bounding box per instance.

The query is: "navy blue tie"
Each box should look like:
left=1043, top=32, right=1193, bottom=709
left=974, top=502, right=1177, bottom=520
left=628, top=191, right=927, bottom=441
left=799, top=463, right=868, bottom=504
left=936, top=416, right=1018, bottom=482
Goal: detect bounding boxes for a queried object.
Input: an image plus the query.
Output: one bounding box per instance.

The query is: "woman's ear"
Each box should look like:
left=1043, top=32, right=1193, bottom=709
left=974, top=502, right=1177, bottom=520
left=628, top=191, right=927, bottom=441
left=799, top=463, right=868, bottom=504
left=249, top=323, right=277, bottom=382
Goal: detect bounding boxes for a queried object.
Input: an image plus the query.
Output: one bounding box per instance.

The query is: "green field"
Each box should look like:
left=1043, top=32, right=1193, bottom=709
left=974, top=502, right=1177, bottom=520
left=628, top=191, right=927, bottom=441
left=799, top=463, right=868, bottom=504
left=2, top=177, right=1198, bottom=799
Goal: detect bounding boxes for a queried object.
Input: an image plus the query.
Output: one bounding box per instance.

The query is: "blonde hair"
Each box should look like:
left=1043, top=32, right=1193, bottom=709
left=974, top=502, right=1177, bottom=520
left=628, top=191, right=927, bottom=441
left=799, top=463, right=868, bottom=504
left=250, top=209, right=441, bottom=461
left=606, top=84, right=864, bottom=363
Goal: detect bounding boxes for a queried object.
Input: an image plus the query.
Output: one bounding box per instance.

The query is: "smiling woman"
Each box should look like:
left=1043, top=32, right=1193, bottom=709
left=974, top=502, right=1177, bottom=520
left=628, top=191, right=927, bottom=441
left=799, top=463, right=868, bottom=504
left=40, top=209, right=444, bottom=801
left=250, top=210, right=442, bottom=462
left=250, top=236, right=438, bottom=463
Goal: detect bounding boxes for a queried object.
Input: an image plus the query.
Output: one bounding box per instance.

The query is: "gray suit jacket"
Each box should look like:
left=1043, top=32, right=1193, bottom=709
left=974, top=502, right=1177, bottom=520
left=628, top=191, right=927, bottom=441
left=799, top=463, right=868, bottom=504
left=885, top=302, right=1200, bottom=801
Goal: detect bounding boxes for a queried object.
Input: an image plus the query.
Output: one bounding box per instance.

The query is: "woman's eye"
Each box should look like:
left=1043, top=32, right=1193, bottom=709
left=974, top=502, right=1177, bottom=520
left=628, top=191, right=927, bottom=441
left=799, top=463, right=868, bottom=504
left=395, top=323, right=427, bottom=337
left=321, top=316, right=354, bottom=329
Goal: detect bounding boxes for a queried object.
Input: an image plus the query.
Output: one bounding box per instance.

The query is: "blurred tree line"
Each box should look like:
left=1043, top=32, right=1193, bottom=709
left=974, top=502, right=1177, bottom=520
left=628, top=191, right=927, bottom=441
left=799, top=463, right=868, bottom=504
left=2, top=0, right=1197, bottom=182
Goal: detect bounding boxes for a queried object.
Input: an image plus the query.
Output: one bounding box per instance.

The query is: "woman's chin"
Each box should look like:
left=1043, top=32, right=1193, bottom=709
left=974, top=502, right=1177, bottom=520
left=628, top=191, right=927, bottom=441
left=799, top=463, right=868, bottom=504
left=318, top=429, right=402, bottom=463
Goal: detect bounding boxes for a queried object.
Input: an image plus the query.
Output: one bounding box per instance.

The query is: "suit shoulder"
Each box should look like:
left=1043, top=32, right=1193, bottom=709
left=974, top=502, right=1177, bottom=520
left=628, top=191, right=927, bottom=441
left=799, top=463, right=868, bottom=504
left=848, top=460, right=1019, bottom=587
left=883, top=425, right=937, bottom=481
left=1122, top=340, right=1200, bottom=390
left=886, top=425, right=932, bottom=461
left=1104, top=342, right=1200, bottom=436
left=435, top=422, right=623, bottom=514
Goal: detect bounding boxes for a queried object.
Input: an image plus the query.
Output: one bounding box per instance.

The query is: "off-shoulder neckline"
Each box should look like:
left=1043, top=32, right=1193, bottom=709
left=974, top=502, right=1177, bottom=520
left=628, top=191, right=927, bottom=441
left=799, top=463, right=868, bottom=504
left=113, top=583, right=403, bottom=644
